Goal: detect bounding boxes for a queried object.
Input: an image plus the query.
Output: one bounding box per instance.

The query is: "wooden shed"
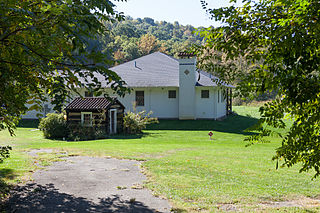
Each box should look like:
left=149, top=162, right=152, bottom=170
left=65, top=97, right=125, bottom=134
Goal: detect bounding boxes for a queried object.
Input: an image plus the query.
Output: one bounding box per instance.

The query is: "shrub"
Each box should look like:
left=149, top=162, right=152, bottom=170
left=123, top=110, right=158, bottom=134
left=38, top=113, right=68, bottom=139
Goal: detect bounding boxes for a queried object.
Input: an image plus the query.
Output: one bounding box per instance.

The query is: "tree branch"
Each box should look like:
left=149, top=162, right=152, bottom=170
left=15, top=41, right=97, bottom=68
left=0, top=59, right=35, bottom=67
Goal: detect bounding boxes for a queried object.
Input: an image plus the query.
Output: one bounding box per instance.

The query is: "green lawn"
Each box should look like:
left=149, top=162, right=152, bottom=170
left=1, top=106, right=320, bottom=212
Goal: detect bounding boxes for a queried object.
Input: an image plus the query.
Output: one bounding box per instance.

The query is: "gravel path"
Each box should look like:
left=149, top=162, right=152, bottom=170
left=5, top=155, right=171, bottom=213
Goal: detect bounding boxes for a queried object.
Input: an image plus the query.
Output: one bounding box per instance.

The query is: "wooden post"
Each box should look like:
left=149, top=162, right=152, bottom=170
left=226, top=88, right=229, bottom=115
left=230, top=89, right=232, bottom=113
left=226, top=88, right=233, bottom=115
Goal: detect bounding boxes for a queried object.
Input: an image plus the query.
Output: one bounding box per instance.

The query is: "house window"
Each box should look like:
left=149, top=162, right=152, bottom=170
left=81, top=112, right=92, bottom=126
left=218, top=90, right=220, bottom=103
left=85, top=91, right=93, bottom=97
left=135, top=91, right=144, bottom=106
left=168, top=90, right=176, bottom=99
left=201, top=90, right=209, bottom=98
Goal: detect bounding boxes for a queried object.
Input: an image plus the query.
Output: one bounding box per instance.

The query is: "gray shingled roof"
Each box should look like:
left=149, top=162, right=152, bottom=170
left=66, top=97, right=114, bottom=111
left=79, top=52, right=233, bottom=88
left=110, top=52, right=179, bottom=87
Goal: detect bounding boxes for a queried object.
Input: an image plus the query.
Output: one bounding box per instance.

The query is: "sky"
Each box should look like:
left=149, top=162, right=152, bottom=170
left=113, top=0, right=236, bottom=28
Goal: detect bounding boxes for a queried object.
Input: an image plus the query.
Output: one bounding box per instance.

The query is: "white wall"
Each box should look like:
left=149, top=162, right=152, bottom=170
left=21, top=86, right=226, bottom=120
left=105, top=87, right=179, bottom=119
left=23, top=100, right=55, bottom=119
left=149, top=88, right=179, bottom=118
left=215, top=88, right=227, bottom=119
left=22, top=89, right=85, bottom=119
left=178, top=57, right=196, bottom=119
left=195, top=87, right=215, bottom=119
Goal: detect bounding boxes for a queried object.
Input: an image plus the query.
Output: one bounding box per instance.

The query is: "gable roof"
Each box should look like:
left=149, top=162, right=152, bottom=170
left=109, top=52, right=233, bottom=88
left=65, top=97, right=124, bottom=111
left=78, top=52, right=233, bottom=88
left=110, top=52, right=179, bottom=87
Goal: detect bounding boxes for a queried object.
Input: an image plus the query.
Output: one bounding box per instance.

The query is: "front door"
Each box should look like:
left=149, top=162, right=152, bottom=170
left=109, top=109, right=117, bottom=134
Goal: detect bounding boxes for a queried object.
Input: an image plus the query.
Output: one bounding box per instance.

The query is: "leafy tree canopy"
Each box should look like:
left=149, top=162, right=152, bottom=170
left=101, top=16, right=204, bottom=64
left=0, top=0, right=128, bottom=135
left=197, top=0, right=320, bottom=177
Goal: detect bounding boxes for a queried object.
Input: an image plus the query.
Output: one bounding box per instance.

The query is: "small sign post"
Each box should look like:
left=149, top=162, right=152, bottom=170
left=208, top=131, right=213, bottom=140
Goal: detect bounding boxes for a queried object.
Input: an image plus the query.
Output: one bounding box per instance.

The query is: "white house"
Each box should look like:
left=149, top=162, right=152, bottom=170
left=23, top=52, right=233, bottom=120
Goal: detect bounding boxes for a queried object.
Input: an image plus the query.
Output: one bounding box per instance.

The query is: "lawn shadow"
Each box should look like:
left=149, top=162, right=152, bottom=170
left=17, top=119, right=39, bottom=128
left=0, top=168, right=17, bottom=180
left=5, top=183, right=160, bottom=212
left=0, top=169, right=15, bottom=206
left=147, top=114, right=259, bottom=135
left=109, top=132, right=160, bottom=140
left=64, top=133, right=160, bottom=142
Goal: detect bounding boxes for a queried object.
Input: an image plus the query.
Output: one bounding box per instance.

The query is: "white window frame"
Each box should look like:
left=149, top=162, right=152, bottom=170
left=81, top=112, right=93, bottom=126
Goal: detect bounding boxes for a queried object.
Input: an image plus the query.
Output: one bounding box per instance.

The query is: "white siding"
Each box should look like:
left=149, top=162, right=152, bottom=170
left=22, top=89, right=85, bottom=119
left=105, top=87, right=179, bottom=119
left=23, top=100, right=55, bottom=119
left=178, top=58, right=196, bottom=119
left=195, top=87, right=215, bottom=119
left=216, top=88, right=227, bottom=119
left=22, top=86, right=226, bottom=120
left=149, top=88, right=179, bottom=118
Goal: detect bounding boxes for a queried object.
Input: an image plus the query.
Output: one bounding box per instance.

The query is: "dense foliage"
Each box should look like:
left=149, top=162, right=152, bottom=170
left=123, top=111, right=158, bottom=134
left=39, top=113, right=108, bottom=140
left=0, top=146, right=11, bottom=164
left=101, top=17, right=204, bottom=64
left=197, top=0, right=320, bottom=177
left=0, top=0, right=128, bottom=135
left=38, top=113, right=68, bottom=139
left=68, top=124, right=106, bottom=141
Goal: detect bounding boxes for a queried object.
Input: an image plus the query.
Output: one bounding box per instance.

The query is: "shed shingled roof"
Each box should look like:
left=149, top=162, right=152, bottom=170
left=65, top=97, right=114, bottom=111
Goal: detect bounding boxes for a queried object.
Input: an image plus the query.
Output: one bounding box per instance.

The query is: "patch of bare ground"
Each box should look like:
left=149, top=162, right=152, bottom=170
left=258, top=196, right=320, bottom=209
left=217, top=202, right=241, bottom=212
left=215, top=197, right=320, bottom=212
left=27, top=148, right=54, bottom=156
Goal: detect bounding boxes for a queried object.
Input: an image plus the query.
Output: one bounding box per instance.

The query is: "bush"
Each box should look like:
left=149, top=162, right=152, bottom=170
left=38, top=113, right=68, bottom=139
left=123, top=110, right=158, bottom=134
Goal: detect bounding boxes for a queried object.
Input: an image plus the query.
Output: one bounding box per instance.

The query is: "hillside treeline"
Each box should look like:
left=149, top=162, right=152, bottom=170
left=99, top=17, right=203, bottom=64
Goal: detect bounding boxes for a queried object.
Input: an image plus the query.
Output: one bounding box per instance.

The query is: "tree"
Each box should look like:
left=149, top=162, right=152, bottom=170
left=0, top=0, right=129, bottom=135
left=197, top=0, right=320, bottom=177
left=143, top=17, right=156, bottom=26
left=138, top=34, right=159, bottom=55
left=113, top=23, right=140, bottom=38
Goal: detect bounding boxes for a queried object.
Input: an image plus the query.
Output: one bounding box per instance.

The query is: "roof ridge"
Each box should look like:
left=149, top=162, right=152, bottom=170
left=75, top=97, right=107, bottom=99
left=110, top=51, right=178, bottom=70
left=156, top=51, right=178, bottom=62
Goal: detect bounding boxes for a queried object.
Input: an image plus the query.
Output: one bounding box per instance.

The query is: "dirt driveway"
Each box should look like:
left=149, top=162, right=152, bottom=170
left=5, top=155, right=171, bottom=213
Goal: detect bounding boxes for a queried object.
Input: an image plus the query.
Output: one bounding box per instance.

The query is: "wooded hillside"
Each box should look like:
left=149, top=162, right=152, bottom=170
left=100, top=17, right=203, bottom=64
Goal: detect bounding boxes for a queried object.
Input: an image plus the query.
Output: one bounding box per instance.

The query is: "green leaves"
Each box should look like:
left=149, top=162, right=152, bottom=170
left=0, top=146, right=12, bottom=164
left=198, top=0, right=320, bottom=177
left=0, top=0, right=129, bottom=135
